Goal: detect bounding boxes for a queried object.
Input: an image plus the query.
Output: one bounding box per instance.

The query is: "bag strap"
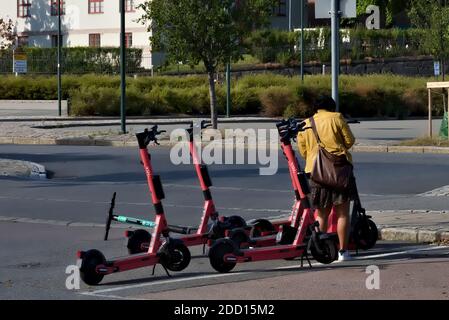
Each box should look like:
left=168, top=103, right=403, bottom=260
left=309, top=116, right=323, bottom=146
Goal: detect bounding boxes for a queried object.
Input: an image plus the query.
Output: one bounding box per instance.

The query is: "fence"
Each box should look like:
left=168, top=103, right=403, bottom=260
left=0, top=47, right=151, bottom=75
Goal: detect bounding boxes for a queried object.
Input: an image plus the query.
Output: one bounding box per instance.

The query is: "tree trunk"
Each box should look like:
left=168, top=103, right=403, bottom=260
left=207, top=71, right=218, bottom=129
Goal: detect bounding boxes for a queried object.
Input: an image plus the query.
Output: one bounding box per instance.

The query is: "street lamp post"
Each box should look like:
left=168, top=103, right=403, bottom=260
left=331, top=0, right=340, bottom=111
left=300, top=0, right=304, bottom=82
left=120, top=0, right=126, bottom=134
left=57, top=0, right=62, bottom=116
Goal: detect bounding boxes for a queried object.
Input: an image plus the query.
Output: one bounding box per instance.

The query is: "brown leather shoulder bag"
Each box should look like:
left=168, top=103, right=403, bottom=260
left=309, top=117, right=353, bottom=190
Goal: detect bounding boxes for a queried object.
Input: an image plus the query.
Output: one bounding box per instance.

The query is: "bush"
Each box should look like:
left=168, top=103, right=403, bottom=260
left=259, top=87, right=295, bottom=117
left=0, top=74, right=435, bottom=118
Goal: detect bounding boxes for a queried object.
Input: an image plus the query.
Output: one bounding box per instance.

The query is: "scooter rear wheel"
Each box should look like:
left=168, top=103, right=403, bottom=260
left=79, top=249, right=106, bottom=286
left=352, top=219, right=378, bottom=250
left=163, top=242, right=191, bottom=272
left=209, top=240, right=237, bottom=273
left=310, top=239, right=337, bottom=264
left=127, top=229, right=151, bottom=254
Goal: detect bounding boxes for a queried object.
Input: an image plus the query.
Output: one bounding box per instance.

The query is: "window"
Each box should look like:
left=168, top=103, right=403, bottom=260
left=273, top=0, right=287, bottom=17
left=88, top=0, right=104, bottom=14
left=125, top=0, right=135, bottom=12
left=125, top=33, right=132, bottom=48
left=17, top=36, right=29, bottom=47
left=51, top=34, right=63, bottom=47
left=51, top=0, right=65, bottom=16
left=89, top=33, right=101, bottom=47
left=17, top=0, right=31, bottom=18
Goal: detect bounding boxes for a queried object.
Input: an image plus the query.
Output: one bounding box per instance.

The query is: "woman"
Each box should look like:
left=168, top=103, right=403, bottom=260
left=297, top=95, right=356, bottom=262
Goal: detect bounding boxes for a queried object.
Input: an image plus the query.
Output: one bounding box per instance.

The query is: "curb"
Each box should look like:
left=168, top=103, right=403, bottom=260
left=352, top=145, right=449, bottom=154
left=1, top=135, right=449, bottom=154
left=379, top=227, right=449, bottom=244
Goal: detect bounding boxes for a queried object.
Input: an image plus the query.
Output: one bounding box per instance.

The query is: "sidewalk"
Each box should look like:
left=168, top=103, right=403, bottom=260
left=0, top=117, right=448, bottom=153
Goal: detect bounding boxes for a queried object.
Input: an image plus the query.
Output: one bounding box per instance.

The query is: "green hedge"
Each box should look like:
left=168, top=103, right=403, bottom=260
left=0, top=74, right=440, bottom=118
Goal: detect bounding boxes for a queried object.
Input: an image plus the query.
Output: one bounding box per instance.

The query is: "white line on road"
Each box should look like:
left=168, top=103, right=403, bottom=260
left=276, top=245, right=449, bottom=270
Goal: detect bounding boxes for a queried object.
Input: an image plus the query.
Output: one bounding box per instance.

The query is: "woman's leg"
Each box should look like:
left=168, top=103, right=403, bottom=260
left=334, top=201, right=350, bottom=251
left=315, top=206, right=332, bottom=233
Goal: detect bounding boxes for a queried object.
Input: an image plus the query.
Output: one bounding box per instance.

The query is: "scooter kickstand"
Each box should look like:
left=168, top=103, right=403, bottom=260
left=300, top=252, right=312, bottom=269
left=151, top=264, right=172, bottom=277
left=152, top=264, right=156, bottom=276
left=161, top=264, right=172, bottom=278
left=202, top=244, right=206, bottom=255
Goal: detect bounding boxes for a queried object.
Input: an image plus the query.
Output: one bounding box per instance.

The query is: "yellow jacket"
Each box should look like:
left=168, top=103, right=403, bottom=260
left=297, top=110, right=355, bottom=173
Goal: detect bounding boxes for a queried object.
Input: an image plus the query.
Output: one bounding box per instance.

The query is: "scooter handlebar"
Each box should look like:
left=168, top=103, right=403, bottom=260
left=136, top=125, right=166, bottom=148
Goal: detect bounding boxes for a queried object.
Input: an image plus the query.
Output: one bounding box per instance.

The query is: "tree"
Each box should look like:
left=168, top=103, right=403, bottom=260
left=409, top=0, right=449, bottom=79
left=0, top=18, right=15, bottom=50
left=139, top=0, right=275, bottom=128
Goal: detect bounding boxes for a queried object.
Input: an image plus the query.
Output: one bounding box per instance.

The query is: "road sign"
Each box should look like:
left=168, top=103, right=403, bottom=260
left=13, top=53, right=27, bottom=74
left=434, top=61, right=441, bottom=77
left=315, top=0, right=357, bottom=19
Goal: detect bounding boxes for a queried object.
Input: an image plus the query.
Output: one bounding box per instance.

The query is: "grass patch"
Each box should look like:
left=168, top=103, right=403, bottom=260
left=398, top=136, right=449, bottom=147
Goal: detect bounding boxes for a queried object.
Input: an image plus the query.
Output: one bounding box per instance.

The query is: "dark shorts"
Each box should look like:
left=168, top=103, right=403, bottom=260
left=308, top=175, right=357, bottom=209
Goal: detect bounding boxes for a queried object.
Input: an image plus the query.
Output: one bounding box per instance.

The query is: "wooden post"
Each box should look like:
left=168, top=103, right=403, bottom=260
left=428, top=88, right=432, bottom=138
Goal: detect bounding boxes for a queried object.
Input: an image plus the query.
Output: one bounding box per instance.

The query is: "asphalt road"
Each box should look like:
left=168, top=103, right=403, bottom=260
left=0, top=145, right=448, bottom=226
left=1, top=144, right=449, bottom=299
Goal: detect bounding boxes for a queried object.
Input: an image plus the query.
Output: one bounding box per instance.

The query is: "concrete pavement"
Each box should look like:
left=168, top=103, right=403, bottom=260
left=0, top=118, right=448, bottom=153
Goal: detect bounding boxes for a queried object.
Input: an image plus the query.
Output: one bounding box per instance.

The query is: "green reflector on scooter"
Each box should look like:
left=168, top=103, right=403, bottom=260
left=142, top=220, right=156, bottom=227
left=117, top=216, right=128, bottom=223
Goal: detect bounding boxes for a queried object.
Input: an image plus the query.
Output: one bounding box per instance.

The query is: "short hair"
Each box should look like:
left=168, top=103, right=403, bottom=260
left=313, top=95, right=337, bottom=113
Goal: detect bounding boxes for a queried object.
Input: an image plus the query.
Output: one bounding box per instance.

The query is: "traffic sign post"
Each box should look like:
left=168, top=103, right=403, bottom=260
left=13, top=52, right=27, bottom=75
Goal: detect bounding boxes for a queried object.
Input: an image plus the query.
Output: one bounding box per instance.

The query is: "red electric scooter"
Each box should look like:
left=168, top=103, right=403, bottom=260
left=207, top=119, right=339, bottom=273
left=106, top=121, right=285, bottom=254
left=77, top=126, right=191, bottom=285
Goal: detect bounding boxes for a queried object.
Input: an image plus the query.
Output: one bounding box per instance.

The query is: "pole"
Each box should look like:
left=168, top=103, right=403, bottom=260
left=447, top=89, right=449, bottom=140
left=120, top=0, right=126, bottom=134
left=428, top=88, right=432, bottom=138
left=288, top=0, right=292, bottom=31
left=300, top=0, right=304, bottom=82
left=57, top=0, right=62, bottom=116
left=331, top=0, right=340, bottom=111
left=226, top=62, right=231, bottom=118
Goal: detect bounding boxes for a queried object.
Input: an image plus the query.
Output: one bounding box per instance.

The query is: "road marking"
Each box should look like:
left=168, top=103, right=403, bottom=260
left=80, top=272, right=250, bottom=295
left=275, top=245, right=449, bottom=270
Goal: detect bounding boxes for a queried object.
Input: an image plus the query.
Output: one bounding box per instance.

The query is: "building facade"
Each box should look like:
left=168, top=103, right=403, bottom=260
left=1, top=0, right=155, bottom=66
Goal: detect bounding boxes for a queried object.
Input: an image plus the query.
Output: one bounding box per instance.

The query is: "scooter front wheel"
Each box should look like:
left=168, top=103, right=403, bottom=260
left=310, top=239, right=338, bottom=264
left=163, top=242, right=191, bottom=272
left=209, top=239, right=237, bottom=273
left=79, top=249, right=106, bottom=286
